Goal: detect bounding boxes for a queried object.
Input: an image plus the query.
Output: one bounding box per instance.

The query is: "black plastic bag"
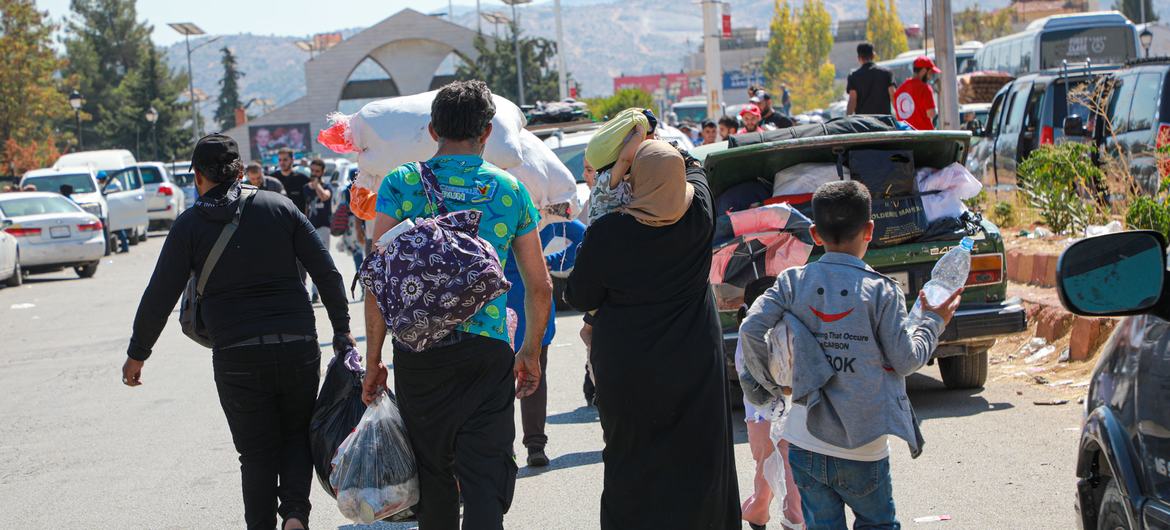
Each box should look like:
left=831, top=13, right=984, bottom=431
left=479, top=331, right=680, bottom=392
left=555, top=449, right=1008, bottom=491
left=848, top=149, right=917, bottom=197
left=871, top=196, right=928, bottom=247
left=728, top=115, right=901, bottom=148
left=309, top=347, right=366, bottom=498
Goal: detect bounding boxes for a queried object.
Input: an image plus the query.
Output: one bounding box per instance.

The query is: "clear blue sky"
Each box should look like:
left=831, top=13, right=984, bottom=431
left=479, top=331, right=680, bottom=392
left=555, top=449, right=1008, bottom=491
left=34, top=0, right=520, bottom=46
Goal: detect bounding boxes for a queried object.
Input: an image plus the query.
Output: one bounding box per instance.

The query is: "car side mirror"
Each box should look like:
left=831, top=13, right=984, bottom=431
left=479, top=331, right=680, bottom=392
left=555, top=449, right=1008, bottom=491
left=1057, top=231, right=1170, bottom=320
left=1063, top=115, right=1086, bottom=137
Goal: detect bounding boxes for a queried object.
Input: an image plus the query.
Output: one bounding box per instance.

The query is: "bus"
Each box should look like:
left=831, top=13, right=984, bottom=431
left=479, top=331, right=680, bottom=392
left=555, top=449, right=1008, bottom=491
left=972, top=11, right=1138, bottom=76
left=876, top=43, right=983, bottom=85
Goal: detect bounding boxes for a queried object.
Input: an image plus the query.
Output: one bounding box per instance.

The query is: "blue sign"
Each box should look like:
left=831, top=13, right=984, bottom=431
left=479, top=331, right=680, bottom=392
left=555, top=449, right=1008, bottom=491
left=723, top=71, right=766, bottom=90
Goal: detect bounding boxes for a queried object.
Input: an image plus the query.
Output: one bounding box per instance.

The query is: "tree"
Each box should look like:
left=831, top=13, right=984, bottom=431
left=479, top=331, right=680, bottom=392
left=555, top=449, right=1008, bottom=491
left=0, top=0, right=71, bottom=174
left=762, top=0, right=836, bottom=112
left=585, top=88, right=654, bottom=121
left=955, top=7, right=1014, bottom=43
left=215, top=47, right=244, bottom=131
left=1114, top=0, right=1158, bottom=23
left=456, top=26, right=560, bottom=104
left=866, top=0, right=909, bottom=62
left=60, top=0, right=153, bottom=150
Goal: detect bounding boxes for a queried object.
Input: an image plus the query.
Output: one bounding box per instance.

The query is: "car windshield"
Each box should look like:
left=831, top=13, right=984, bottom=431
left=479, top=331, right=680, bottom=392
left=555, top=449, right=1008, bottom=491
left=23, top=174, right=96, bottom=194
left=673, top=106, right=707, bottom=124
left=172, top=172, right=195, bottom=187
left=0, top=195, right=82, bottom=217
left=139, top=166, right=166, bottom=184
left=554, top=144, right=588, bottom=183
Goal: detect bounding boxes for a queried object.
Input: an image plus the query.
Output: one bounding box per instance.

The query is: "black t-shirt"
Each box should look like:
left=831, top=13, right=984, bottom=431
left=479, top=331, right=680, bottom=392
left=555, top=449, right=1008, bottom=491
left=272, top=169, right=310, bottom=211
left=761, top=111, right=795, bottom=129
left=847, top=62, right=895, bottom=115
left=303, top=183, right=333, bottom=229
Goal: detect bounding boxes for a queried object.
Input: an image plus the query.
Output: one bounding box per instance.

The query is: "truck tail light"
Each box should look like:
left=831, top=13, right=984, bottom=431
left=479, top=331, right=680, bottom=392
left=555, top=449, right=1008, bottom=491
left=1157, top=123, right=1169, bottom=178
left=78, top=220, right=103, bottom=232
left=157, top=183, right=174, bottom=196
left=966, top=253, right=1004, bottom=287
left=1040, top=126, right=1055, bottom=146
left=5, top=226, right=42, bottom=237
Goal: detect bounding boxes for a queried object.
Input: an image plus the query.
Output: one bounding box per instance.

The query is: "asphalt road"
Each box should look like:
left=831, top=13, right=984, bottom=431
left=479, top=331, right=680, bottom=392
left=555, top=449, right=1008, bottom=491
left=0, top=235, right=1084, bottom=529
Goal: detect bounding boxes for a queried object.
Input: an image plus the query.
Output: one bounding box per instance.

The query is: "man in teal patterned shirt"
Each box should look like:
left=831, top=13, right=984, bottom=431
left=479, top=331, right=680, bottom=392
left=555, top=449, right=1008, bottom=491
left=362, top=80, right=552, bottom=530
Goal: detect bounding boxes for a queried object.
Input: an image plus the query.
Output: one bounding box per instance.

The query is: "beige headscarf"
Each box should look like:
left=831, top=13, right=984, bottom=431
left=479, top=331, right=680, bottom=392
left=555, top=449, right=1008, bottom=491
left=621, top=140, right=695, bottom=227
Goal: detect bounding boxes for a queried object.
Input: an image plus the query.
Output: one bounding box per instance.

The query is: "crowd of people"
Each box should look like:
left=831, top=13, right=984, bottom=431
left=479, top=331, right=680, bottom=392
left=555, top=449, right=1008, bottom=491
left=120, top=77, right=959, bottom=530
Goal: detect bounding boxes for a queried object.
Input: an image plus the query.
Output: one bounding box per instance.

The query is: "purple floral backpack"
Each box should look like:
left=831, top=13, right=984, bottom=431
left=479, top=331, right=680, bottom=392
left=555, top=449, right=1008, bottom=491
left=359, top=162, right=511, bottom=352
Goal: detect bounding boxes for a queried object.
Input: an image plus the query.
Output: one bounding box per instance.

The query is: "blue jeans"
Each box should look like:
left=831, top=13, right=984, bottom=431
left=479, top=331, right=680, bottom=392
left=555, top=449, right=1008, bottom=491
left=115, top=230, right=129, bottom=252
left=788, top=445, right=899, bottom=530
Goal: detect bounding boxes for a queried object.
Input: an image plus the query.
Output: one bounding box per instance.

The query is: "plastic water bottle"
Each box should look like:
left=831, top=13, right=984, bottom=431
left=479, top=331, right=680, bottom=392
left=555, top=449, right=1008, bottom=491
left=908, top=237, right=974, bottom=324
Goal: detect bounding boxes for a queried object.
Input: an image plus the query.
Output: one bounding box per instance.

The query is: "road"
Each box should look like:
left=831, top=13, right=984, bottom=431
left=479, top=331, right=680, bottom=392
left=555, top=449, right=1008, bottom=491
left=0, top=235, right=1083, bottom=529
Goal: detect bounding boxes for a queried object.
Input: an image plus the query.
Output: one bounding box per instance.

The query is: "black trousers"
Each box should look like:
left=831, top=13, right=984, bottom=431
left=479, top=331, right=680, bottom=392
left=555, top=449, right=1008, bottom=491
left=213, top=340, right=321, bottom=530
left=394, top=336, right=518, bottom=530
left=519, top=345, right=549, bottom=450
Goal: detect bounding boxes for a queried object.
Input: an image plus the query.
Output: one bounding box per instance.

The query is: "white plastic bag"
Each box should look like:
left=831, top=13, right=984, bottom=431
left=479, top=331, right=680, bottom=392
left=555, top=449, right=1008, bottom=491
left=916, top=163, right=983, bottom=223
left=330, top=391, right=419, bottom=524
left=773, top=163, right=847, bottom=198
left=507, top=129, right=583, bottom=224
left=344, top=90, right=526, bottom=180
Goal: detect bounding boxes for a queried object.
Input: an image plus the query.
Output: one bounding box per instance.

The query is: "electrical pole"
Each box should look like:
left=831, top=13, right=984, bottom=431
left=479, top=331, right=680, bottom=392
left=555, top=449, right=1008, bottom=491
left=185, top=34, right=200, bottom=141
left=932, top=0, right=959, bottom=130
left=555, top=0, right=568, bottom=100
left=512, top=2, right=526, bottom=106
left=477, top=0, right=482, bottom=34
left=702, top=0, right=724, bottom=119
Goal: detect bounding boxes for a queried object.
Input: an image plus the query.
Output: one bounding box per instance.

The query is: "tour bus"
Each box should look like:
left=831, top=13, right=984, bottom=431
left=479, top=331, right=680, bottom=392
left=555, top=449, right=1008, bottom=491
left=972, top=11, right=1138, bottom=76
left=876, top=43, right=983, bottom=84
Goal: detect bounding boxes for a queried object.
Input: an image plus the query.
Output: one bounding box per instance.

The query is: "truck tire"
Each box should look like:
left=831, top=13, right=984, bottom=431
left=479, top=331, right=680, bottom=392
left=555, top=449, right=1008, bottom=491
left=939, top=349, right=988, bottom=389
left=1097, top=479, right=1131, bottom=530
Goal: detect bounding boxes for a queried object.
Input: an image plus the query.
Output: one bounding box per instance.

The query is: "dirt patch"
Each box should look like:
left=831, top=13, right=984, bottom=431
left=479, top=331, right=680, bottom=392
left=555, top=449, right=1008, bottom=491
left=986, top=326, right=1094, bottom=402
left=1001, top=231, right=1072, bottom=256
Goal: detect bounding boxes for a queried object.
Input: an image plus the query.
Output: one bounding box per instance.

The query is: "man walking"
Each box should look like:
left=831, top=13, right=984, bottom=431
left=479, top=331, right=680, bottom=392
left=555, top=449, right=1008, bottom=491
left=271, top=147, right=309, bottom=212
left=246, top=161, right=286, bottom=194
left=847, top=42, right=896, bottom=116
left=304, top=158, right=334, bottom=303
left=893, top=56, right=940, bottom=130
left=121, top=134, right=353, bottom=530
left=780, top=83, right=792, bottom=116
left=362, top=80, right=552, bottom=530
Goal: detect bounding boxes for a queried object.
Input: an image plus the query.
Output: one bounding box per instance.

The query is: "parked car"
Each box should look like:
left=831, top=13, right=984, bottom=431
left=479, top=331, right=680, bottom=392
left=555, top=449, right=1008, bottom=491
left=967, top=66, right=1112, bottom=192
left=51, top=149, right=149, bottom=245
left=137, top=162, right=185, bottom=230
left=0, top=216, right=20, bottom=287
left=697, top=130, right=1028, bottom=389
left=1056, top=230, right=1170, bottom=530
left=167, top=160, right=196, bottom=210
left=1068, top=57, right=1170, bottom=193
left=0, top=192, right=104, bottom=278
left=20, top=166, right=133, bottom=255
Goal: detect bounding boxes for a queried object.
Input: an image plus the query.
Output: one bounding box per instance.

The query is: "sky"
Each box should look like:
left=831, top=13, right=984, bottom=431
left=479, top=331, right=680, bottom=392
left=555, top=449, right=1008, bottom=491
left=34, top=0, right=532, bottom=46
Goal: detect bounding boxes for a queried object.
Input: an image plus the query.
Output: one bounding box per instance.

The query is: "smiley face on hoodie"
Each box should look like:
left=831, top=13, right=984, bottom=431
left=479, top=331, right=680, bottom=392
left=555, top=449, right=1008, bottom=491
left=809, top=286, right=854, bottom=323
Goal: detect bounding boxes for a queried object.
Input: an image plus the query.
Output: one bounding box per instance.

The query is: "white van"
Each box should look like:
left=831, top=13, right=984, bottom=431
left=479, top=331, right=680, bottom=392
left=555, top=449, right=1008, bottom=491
left=52, top=150, right=149, bottom=245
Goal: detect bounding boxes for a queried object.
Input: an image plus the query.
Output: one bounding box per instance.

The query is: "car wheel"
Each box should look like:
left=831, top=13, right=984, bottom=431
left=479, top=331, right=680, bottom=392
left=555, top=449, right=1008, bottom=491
left=1097, top=479, right=1131, bottom=530
left=939, top=349, right=988, bottom=390
left=128, top=228, right=140, bottom=246
left=74, top=262, right=98, bottom=279
left=138, top=229, right=148, bottom=242
left=102, top=224, right=112, bottom=256
left=5, top=254, right=22, bottom=287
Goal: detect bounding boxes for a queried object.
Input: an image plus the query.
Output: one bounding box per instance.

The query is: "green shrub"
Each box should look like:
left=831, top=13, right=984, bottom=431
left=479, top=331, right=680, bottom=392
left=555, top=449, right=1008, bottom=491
left=992, top=201, right=1016, bottom=228
left=1126, top=195, right=1170, bottom=241
left=1016, top=143, right=1103, bottom=234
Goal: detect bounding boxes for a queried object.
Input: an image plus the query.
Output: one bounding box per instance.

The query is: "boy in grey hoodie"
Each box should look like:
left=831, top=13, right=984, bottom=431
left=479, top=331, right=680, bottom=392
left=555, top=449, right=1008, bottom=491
left=739, top=180, right=962, bottom=529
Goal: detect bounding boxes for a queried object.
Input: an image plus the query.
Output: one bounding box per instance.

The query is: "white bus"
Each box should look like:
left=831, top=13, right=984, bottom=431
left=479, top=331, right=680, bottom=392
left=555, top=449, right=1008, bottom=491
left=972, top=11, right=1138, bottom=76
left=876, top=43, right=984, bottom=85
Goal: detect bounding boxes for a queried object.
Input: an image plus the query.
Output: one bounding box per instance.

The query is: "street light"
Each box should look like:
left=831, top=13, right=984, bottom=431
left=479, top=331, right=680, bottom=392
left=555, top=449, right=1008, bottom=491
left=501, top=0, right=533, bottom=106
left=145, top=107, right=158, bottom=161
left=482, top=12, right=510, bottom=38
left=69, top=90, right=84, bottom=150
left=1141, top=28, right=1153, bottom=58
left=168, top=22, right=206, bottom=142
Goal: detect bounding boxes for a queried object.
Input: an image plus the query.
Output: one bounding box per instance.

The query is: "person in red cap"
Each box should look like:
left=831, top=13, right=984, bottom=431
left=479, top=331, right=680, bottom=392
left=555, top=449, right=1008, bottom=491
left=893, top=56, right=940, bottom=130
left=738, top=104, right=763, bottom=133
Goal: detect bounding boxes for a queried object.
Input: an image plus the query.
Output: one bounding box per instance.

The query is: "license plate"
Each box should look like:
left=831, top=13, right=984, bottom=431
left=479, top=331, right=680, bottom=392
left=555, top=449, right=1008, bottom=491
left=50, top=226, right=70, bottom=239
left=889, top=271, right=911, bottom=294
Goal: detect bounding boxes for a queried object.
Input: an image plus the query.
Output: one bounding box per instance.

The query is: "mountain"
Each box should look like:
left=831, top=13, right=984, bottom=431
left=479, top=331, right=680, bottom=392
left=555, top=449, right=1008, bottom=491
left=166, top=0, right=1146, bottom=127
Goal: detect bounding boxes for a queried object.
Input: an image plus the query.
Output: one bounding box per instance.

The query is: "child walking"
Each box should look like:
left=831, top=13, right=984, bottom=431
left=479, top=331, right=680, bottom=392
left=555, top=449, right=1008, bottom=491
left=739, top=180, right=962, bottom=529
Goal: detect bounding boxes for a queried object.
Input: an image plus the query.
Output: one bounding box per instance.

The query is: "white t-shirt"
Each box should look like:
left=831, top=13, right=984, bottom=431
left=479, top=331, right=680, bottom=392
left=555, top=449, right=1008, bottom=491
left=782, top=403, right=890, bottom=461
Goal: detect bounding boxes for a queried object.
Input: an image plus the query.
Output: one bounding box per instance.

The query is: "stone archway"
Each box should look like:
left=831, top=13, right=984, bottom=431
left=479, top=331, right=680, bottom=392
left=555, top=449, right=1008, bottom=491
left=224, top=8, right=486, bottom=160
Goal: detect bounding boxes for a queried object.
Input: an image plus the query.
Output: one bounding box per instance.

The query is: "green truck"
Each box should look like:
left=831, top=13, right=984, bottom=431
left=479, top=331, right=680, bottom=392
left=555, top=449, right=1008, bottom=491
left=694, top=130, right=1027, bottom=390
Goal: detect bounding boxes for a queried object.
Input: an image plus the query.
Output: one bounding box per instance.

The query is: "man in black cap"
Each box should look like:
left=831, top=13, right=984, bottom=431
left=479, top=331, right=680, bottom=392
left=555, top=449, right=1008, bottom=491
left=753, top=89, right=795, bottom=129
left=121, top=133, right=353, bottom=530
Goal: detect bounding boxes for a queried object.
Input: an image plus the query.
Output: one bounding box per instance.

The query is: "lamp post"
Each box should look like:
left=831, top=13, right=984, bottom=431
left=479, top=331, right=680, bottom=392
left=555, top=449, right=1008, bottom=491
left=1141, top=28, right=1153, bottom=58
left=554, top=0, right=568, bottom=101
left=501, top=0, right=533, bottom=106
left=69, top=90, right=84, bottom=150
left=168, top=22, right=206, bottom=142
left=482, top=12, right=509, bottom=39
left=145, top=107, right=158, bottom=161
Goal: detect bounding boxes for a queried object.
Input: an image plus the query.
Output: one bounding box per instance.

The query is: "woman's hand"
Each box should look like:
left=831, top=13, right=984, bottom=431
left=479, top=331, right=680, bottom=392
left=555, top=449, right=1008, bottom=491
left=514, top=344, right=543, bottom=399
left=610, top=124, right=647, bottom=188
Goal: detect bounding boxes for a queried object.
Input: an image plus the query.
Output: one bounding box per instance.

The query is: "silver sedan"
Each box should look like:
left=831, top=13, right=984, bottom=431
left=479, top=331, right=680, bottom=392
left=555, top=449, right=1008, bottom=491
left=0, top=192, right=105, bottom=278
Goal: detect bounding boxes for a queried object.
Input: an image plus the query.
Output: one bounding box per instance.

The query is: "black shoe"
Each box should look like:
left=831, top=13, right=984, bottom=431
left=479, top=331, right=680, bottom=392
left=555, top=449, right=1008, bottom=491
left=749, top=524, right=766, bottom=530
left=527, top=447, right=550, bottom=467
